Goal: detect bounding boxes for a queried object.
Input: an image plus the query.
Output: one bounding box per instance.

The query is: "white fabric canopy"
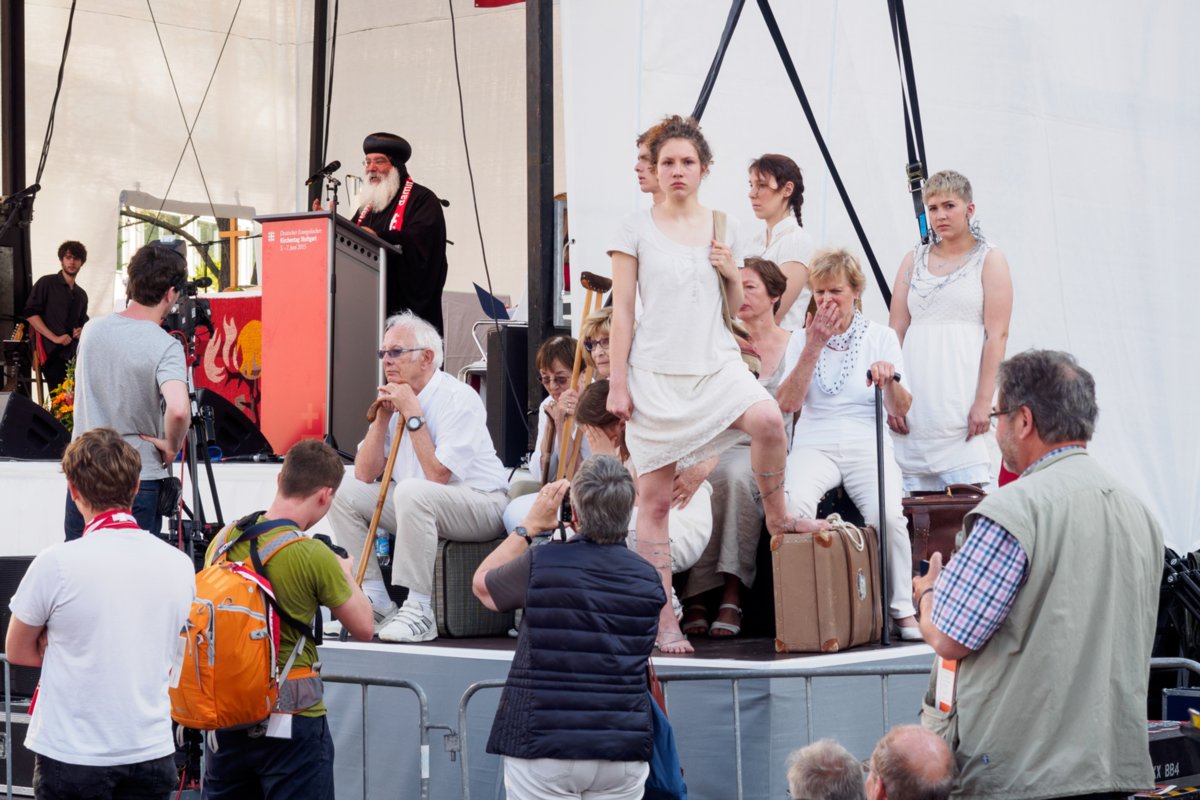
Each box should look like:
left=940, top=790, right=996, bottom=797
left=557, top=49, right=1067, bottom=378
left=561, top=0, right=1200, bottom=552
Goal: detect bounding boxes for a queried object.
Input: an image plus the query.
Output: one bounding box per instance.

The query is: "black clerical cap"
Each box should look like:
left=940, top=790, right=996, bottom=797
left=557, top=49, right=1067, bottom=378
left=363, top=132, right=412, bottom=166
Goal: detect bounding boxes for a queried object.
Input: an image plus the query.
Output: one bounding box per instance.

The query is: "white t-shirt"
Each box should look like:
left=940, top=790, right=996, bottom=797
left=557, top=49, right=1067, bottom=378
left=609, top=209, right=752, bottom=375
left=9, top=528, right=194, bottom=766
left=382, top=370, right=509, bottom=492
left=782, top=320, right=905, bottom=448
left=751, top=216, right=816, bottom=332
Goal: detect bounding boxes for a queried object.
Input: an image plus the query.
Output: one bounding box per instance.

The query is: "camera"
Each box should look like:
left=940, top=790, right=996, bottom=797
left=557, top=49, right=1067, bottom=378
left=163, top=277, right=214, bottom=341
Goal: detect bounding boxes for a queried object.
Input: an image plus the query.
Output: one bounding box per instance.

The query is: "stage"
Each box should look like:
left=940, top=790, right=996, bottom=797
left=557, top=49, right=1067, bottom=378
left=316, top=635, right=934, bottom=799
left=0, top=458, right=935, bottom=798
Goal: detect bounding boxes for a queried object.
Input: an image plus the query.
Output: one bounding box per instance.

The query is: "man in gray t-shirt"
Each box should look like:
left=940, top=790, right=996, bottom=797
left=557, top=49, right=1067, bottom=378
left=65, top=243, right=190, bottom=540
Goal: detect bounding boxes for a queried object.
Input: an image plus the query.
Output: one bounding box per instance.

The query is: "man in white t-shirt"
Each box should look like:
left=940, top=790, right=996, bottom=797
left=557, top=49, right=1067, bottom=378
left=7, top=427, right=195, bottom=797
left=327, top=311, right=509, bottom=643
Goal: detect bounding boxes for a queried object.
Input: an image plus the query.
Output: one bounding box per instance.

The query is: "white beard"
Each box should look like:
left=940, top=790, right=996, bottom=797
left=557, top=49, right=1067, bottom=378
left=356, top=168, right=401, bottom=212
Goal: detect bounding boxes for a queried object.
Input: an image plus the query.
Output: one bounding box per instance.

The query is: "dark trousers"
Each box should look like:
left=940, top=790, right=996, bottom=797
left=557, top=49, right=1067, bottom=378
left=202, top=714, right=335, bottom=800
left=1047, top=794, right=1132, bottom=800
left=33, top=753, right=176, bottom=800
left=39, top=352, right=72, bottom=394
left=64, top=480, right=164, bottom=541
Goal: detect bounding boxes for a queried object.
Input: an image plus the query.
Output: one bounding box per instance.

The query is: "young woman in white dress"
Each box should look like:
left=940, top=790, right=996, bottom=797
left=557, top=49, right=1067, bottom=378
left=607, top=115, right=823, bottom=653
left=748, top=154, right=815, bottom=330
left=888, top=171, right=1013, bottom=491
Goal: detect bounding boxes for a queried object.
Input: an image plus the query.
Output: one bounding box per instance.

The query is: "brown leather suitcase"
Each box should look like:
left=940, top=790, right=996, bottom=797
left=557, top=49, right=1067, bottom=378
left=770, top=516, right=883, bottom=653
left=903, top=484, right=986, bottom=575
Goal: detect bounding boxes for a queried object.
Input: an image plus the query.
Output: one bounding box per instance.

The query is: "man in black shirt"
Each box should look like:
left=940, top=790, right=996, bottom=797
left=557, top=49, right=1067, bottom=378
left=24, top=240, right=89, bottom=389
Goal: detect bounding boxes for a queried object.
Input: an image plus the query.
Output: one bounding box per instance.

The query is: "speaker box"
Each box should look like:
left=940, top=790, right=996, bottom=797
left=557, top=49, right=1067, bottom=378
left=485, top=325, right=529, bottom=468
left=0, top=392, right=70, bottom=460
left=0, top=556, right=41, bottom=699
left=196, top=389, right=273, bottom=458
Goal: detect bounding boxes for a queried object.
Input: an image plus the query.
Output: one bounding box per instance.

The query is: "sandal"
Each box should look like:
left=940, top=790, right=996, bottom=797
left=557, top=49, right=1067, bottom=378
left=680, top=605, right=710, bottom=637
left=709, top=604, right=742, bottom=638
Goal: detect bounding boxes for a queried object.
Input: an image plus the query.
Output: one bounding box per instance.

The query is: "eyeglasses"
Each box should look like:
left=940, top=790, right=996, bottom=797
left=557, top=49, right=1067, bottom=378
left=583, top=338, right=610, bottom=353
left=363, top=157, right=391, bottom=168
left=540, top=374, right=571, bottom=388
left=377, top=346, right=426, bottom=361
left=988, top=406, right=1017, bottom=418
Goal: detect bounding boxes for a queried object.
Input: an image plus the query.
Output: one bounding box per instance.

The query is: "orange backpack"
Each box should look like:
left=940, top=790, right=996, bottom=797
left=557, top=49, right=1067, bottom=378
left=169, top=514, right=319, bottom=731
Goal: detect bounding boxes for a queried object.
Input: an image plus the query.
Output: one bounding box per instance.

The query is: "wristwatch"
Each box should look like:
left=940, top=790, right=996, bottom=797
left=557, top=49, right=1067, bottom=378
left=405, top=415, right=426, bottom=432
left=512, top=526, right=534, bottom=545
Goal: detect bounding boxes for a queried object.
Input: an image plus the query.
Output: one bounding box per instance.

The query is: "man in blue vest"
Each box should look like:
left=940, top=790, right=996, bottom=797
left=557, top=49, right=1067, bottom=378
left=473, top=455, right=664, bottom=799
left=913, top=350, right=1162, bottom=799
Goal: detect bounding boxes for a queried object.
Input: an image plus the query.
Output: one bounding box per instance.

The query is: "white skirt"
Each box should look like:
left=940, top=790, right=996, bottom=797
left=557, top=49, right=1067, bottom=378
left=626, top=358, right=773, bottom=474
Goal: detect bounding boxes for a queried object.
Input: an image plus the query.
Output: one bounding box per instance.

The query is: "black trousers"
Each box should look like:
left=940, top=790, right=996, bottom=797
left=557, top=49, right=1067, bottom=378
left=33, top=753, right=176, bottom=800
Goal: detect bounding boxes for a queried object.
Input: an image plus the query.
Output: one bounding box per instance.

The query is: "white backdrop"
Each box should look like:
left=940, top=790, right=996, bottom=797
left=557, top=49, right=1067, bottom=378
left=561, top=0, right=1200, bottom=551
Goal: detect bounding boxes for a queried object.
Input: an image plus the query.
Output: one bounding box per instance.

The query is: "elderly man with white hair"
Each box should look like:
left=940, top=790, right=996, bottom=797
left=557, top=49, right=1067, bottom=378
left=327, top=311, right=509, bottom=643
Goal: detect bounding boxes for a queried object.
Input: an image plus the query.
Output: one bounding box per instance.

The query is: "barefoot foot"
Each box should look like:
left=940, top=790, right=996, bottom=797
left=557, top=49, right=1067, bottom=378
left=655, top=608, right=695, bottom=654
left=766, top=513, right=832, bottom=538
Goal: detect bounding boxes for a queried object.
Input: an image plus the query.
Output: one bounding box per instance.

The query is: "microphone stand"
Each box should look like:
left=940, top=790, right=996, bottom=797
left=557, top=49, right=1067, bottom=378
left=323, top=174, right=341, bottom=217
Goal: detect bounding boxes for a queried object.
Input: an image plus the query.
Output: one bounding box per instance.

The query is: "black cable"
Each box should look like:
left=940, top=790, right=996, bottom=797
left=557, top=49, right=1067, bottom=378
left=321, top=0, right=339, bottom=163
left=33, top=0, right=78, bottom=187
left=447, top=0, right=531, bottom=442
left=888, top=0, right=930, bottom=244
left=147, top=0, right=243, bottom=226
left=755, top=0, right=891, bottom=307
left=691, top=0, right=747, bottom=120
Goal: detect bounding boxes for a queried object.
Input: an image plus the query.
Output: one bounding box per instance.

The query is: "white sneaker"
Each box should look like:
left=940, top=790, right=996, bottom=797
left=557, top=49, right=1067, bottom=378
left=377, top=599, right=438, bottom=643
left=323, top=601, right=399, bottom=637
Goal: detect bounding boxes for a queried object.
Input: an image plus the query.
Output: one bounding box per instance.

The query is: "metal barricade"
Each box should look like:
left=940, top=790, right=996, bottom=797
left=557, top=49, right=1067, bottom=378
left=454, top=657, right=1200, bottom=800
left=319, top=672, right=447, bottom=800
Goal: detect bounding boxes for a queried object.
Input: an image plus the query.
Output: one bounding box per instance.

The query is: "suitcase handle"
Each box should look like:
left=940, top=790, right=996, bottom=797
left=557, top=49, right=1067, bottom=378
left=829, top=514, right=865, bottom=552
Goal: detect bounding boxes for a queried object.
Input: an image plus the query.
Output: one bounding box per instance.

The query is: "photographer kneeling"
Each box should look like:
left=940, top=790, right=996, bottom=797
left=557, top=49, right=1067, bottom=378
left=473, top=455, right=665, bottom=800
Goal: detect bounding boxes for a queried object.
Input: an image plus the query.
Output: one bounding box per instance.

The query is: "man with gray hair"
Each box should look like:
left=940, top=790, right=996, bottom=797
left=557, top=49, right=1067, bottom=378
left=912, top=350, right=1162, bottom=799
left=327, top=311, right=509, bottom=642
left=473, top=456, right=664, bottom=799
left=864, top=725, right=955, bottom=800
left=786, top=739, right=865, bottom=800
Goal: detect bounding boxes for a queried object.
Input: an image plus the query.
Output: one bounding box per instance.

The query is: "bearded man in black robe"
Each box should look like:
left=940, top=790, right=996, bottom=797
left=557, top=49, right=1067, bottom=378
left=353, top=132, right=449, bottom=336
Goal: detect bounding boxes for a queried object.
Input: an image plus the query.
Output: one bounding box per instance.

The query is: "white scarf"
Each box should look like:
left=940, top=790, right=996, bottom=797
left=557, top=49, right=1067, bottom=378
left=815, top=310, right=867, bottom=395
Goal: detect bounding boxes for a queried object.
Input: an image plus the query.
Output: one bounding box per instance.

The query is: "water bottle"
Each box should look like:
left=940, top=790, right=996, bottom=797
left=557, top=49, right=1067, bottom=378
left=374, top=530, right=392, bottom=567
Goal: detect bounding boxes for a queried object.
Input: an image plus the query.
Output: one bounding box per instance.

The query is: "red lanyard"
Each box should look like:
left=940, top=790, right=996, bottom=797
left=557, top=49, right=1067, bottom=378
left=81, top=509, right=141, bottom=536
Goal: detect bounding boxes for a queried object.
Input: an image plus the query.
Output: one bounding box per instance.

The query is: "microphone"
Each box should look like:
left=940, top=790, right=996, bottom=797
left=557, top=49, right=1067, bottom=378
left=305, top=160, right=341, bottom=186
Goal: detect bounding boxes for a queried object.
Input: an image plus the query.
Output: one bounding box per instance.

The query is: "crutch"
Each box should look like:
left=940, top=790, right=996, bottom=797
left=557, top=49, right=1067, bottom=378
left=871, top=369, right=901, bottom=647
left=341, top=401, right=405, bottom=641
left=555, top=271, right=612, bottom=480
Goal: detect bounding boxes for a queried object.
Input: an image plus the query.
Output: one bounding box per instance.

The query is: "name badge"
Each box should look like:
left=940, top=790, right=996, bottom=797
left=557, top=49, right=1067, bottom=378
left=935, top=657, right=958, bottom=713
left=265, top=713, right=294, bottom=739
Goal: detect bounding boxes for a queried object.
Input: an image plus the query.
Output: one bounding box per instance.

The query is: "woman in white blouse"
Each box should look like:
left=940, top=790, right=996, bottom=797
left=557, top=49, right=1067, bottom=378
left=748, top=154, right=816, bottom=330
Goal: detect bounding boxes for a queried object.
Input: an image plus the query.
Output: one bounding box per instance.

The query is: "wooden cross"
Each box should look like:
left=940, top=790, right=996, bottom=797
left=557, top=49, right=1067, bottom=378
left=218, top=219, right=251, bottom=288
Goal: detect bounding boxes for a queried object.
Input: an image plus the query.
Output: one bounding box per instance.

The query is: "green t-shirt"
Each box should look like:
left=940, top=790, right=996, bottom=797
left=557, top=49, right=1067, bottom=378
left=205, top=518, right=353, bottom=717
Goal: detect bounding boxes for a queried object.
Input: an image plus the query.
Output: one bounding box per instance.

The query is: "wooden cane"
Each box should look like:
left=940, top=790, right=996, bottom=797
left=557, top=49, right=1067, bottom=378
left=354, top=411, right=405, bottom=587
left=556, top=271, right=613, bottom=480
left=31, top=332, right=45, bottom=407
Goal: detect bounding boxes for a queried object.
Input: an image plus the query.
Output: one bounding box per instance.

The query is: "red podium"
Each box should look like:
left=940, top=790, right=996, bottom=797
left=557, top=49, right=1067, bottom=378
left=256, top=211, right=391, bottom=454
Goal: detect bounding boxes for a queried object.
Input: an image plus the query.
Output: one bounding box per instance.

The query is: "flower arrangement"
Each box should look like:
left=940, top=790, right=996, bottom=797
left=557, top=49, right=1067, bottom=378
left=50, top=359, right=75, bottom=432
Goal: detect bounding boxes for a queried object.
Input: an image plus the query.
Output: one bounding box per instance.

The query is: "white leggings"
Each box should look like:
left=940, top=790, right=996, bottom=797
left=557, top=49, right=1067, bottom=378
left=785, top=440, right=916, bottom=619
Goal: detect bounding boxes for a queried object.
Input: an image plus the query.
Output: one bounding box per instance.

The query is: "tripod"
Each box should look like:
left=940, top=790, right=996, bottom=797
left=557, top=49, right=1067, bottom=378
left=165, top=333, right=226, bottom=568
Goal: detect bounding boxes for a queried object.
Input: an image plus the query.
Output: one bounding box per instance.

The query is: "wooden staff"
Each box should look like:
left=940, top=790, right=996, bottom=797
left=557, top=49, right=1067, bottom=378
left=556, top=271, right=612, bottom=480
left=561, top=364, right=593, bottom=480
left=354, top=402, right=405, bottom=587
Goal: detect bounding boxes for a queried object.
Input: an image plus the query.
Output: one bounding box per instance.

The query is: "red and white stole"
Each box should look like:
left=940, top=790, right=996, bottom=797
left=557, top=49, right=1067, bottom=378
left=356, top=176, right=415, bottom=233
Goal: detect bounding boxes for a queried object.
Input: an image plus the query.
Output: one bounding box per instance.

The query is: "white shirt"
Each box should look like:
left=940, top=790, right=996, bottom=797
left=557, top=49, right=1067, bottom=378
left=10, top=528, right=195, bottom=766
left=609, top=209, right=752, bottom=375
left=382, top=370, right=509, bottom=492
left=751, top=216, right=816, bottom=332
left=781, top=320, right=905, bottom=448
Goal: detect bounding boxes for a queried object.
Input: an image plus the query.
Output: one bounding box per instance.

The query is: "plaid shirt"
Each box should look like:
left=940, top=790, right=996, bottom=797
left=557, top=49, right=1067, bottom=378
left=930, top=446, right=1085, bottom=651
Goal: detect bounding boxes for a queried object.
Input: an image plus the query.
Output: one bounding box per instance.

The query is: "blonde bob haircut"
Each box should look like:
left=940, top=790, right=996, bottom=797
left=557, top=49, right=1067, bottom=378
left=808, top=248, right=866, bottom=312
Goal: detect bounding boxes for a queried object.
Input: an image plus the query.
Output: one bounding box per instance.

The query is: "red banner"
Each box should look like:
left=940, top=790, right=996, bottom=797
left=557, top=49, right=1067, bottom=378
left=194, top=292, right=263, bottom=424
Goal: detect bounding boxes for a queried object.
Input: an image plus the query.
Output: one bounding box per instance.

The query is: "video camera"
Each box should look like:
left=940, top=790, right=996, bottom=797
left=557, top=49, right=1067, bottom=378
left=163, top=276, right=215, bottom=342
